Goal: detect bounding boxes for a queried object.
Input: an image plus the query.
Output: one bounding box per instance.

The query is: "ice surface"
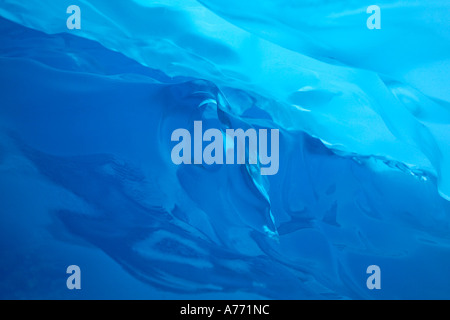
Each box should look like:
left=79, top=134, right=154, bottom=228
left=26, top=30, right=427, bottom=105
left=0, top=1, right=449, bottom=299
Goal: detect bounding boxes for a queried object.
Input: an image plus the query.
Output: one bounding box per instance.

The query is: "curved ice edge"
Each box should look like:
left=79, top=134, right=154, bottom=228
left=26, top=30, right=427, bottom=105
left=321, top=140, right=448, bottom=200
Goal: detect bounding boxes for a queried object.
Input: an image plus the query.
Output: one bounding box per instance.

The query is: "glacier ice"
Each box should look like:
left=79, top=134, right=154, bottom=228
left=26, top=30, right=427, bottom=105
left=0, top=0, right=450, bottom=299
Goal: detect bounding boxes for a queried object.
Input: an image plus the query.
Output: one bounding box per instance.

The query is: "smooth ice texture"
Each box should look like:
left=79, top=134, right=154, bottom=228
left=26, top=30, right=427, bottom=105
left=0, top=0, right=449, bottom=299
left=1, top=0, right=449, bottom=199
